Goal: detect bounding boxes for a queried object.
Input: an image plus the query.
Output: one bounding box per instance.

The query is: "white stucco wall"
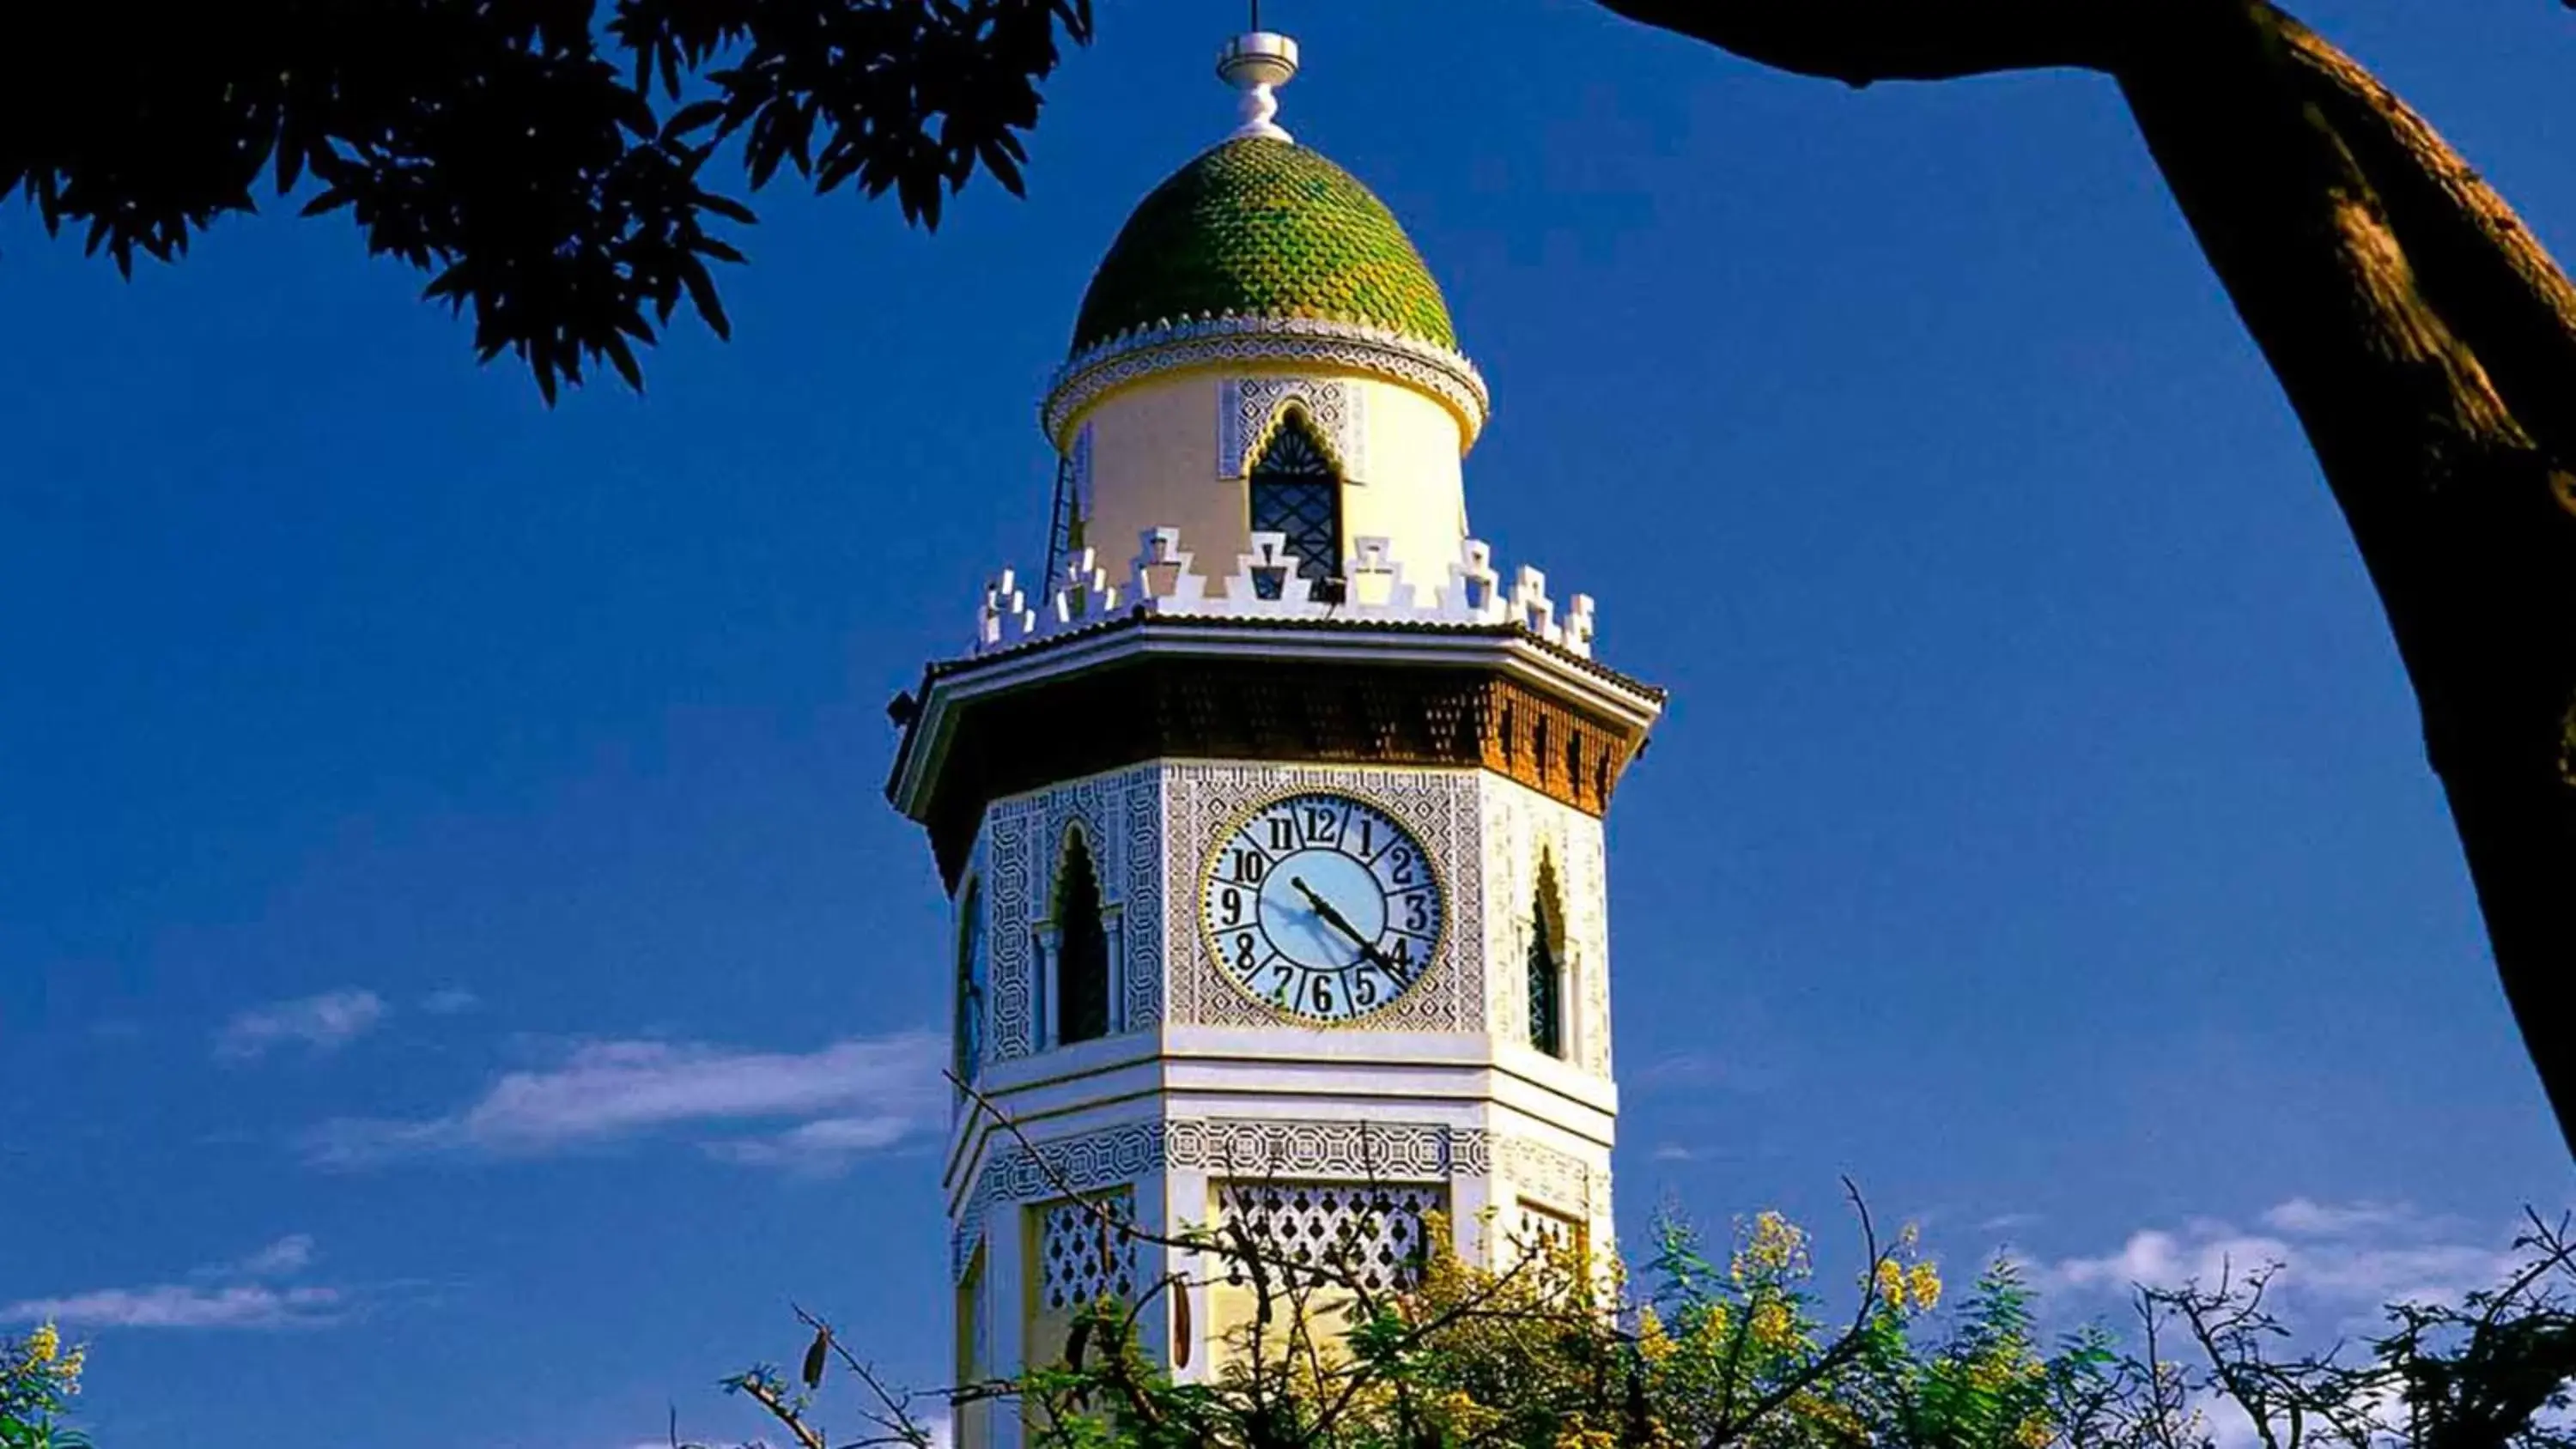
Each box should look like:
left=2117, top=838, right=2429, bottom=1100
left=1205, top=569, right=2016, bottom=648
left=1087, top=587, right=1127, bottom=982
left=1067, top=365, right=1472, bottom=591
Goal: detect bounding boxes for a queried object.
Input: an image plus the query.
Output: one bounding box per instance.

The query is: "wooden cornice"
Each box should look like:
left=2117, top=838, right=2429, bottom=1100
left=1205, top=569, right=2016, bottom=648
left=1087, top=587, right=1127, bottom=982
left=890, top=627, right=1662, bottom=889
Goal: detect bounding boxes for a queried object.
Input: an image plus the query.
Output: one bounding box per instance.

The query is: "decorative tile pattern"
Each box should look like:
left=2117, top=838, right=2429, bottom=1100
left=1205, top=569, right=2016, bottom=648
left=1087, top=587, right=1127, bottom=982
left=1167, top=1119, right=1485, bottom=1179
left=1071, top=137, right=1457, bottom=355
left=1163, top=763, right=1484, bottom=1033
left=981, top=767, right=1164, bottom=1056
left=1219, top=376, right=1367, bottom=483
left=1123, top=772, right=1166, bottom=1033
left=987, top=806, right=1036, bottom=1063
left=1217, top=1181, right=1445, bottom=1290
left=976, top=1122, right=1170, bottom=1211
left=1480, top=778, right=1613, bottom=1078
left=1497, top=1134, right=1593, bottom=1216
left=1037, top=1192, right=1139, bottom=1309
left=957, top=1117, right=1486, bottom=1228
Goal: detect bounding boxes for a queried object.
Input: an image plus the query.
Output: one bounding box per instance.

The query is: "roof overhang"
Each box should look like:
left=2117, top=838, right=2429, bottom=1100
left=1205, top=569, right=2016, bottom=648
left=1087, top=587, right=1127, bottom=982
left=886, top=615, right=1664, bottom=887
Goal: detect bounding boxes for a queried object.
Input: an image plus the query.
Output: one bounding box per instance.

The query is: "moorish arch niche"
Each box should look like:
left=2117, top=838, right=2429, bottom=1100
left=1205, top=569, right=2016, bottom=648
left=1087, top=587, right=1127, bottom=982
left=1045, top=823, right=1114, bottom=1047
left=954, top=876, right=989, bottom=1091
left=1528, top=852, right=1568, bottom=1060
left=1218, top=375, right=1367, bottom=484
left=1245, top=409, right=1345, bottom=593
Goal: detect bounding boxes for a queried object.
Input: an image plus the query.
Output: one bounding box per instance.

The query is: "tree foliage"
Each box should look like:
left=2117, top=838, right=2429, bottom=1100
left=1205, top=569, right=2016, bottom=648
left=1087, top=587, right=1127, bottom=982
left=0, top=1, right=1091, bottom=399
left=1, top=1324, right=90, bottom=1449
left=700, top=1193, right=2576, bottom=1449
left=9, top=0, right=2573, bottom=1155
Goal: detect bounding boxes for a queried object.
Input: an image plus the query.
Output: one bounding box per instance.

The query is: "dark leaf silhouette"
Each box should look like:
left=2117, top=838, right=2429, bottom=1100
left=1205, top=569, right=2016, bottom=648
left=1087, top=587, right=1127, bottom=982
left=0, top=0, right=1093, bottom=400
left=800, top=1325, right=830, bottom=1391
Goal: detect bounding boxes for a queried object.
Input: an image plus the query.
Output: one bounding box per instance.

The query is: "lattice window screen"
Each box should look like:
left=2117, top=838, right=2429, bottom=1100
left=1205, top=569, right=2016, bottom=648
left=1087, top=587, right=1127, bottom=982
left=1037, top=1192, right=1139, bottom=1310
left=1510, top=1199, right=1584, bottom=1265
left=1248, top=416, right=1340, bottom=593
left=1218, top=1182, right=1444, bottom=1291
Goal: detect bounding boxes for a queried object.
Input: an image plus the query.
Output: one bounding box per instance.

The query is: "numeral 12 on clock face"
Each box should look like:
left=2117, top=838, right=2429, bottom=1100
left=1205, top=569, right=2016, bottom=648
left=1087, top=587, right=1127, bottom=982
left=1200, top=791, right=1445, bottom=1023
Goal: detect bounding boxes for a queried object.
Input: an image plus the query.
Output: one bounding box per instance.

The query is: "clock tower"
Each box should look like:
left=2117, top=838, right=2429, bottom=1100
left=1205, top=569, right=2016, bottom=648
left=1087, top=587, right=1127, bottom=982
left=885, top=32, right=1662, bottom=1445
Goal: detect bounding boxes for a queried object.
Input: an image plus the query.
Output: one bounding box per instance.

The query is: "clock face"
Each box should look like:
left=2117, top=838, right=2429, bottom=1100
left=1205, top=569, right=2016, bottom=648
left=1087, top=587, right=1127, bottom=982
left=1200, top=791, right=1445, bottom=1023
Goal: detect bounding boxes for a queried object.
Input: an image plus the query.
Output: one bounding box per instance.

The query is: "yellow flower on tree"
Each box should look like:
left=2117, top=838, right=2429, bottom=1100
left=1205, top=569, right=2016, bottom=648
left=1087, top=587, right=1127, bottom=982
left=1732, top=1211, right=1808, bottom=1283
left=1749, top=1298, right=1798, bottom=1350
left=1636, top=1305, right=1677, bottom=1365
left=1875, top=1258, right=1908, bottom=1310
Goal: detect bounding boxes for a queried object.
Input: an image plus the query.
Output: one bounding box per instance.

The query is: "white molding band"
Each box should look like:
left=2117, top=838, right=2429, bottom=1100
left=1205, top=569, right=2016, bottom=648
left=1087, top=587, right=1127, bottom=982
left=951, top=1114, right=1491, bottom=1276
left=1042, top=314, right=1490, bottom=449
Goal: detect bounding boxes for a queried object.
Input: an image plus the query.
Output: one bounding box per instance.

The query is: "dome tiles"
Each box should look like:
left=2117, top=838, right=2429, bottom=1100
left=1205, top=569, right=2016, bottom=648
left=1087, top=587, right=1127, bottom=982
left=1070, top=136, right=1457, bottom=355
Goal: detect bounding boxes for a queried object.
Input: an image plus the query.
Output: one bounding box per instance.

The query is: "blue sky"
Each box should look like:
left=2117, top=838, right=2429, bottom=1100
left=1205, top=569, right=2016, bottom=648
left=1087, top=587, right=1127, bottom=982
left=4, top=3, right=2572, bottom=1446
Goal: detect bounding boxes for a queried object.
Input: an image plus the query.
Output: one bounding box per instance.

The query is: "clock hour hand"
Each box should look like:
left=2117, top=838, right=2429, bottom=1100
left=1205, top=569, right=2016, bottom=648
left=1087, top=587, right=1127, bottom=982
left=1289, top=876, right=1400, bottom=976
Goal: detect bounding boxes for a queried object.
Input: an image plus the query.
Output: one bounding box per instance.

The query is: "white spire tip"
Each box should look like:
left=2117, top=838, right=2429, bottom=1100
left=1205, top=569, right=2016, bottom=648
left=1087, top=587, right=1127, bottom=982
left=1218, top=31, right=1298, bottom=142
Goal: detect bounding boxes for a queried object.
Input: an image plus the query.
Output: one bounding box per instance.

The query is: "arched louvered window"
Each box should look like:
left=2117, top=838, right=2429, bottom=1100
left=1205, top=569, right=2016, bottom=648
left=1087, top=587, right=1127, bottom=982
left=1528, top=864, right=1565, bottom=1059
left=1249, top=412, right=1341, bottom=597
left=1054, top=836, right=1112, bottom=1046
left=953, top=882, right=987, bottom=1088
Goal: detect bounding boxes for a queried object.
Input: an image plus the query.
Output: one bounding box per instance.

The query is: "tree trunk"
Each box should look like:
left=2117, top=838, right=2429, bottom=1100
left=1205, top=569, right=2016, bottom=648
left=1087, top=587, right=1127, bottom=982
left=1595, top=0, right=2576, bottom=1158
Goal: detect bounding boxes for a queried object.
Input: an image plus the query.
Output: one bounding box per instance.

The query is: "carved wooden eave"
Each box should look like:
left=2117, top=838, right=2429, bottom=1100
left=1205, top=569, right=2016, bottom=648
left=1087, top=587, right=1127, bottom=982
left=886, top=615, right=1666, bottom=889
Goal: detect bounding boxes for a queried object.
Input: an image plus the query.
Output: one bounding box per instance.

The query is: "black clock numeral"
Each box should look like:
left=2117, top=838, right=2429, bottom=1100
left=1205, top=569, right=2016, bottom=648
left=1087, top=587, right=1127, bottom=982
left=1386, top=846, right=1415, bottom=887
left=1382, top=937, right=1417, bottom=985
left=1356, top=815, right=1376, bottom=860
left=1266, top=815, right=1295, bottom=852
left=1400, top=891, right=1430, bottom=933
left=1217, top=886, right=1245, bottom=927
left=1233, top=931, right=1258, bottom=973
left=1302, top=804, right=1341, bottom=846
left=1308, top=973, right=1338, bottom=1016
left=1232, top=846, right=1269, bottom=884
left=1351, top=970, right=1380, bottom=1008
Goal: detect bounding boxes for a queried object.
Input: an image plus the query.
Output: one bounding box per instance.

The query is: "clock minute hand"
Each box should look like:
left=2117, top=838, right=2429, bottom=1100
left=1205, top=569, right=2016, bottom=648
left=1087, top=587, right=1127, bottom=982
left=1289, top=876, right=1400, bottom=974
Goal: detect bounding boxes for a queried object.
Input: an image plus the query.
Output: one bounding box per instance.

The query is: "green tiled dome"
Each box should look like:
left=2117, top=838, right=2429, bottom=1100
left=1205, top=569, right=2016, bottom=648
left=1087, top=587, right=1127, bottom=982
left=1071, top=137, right=1457, bottom=355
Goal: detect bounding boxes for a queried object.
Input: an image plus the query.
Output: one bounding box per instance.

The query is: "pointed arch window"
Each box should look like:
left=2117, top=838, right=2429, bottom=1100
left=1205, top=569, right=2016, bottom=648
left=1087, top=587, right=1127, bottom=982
left=953, top=881, right=987, bottom=1088
left=1054, top=835, right=1112, bottom=1046
left=1528, top=864, right=1565, bottom=1059
left=1249, top=412, right=1342, bottom=597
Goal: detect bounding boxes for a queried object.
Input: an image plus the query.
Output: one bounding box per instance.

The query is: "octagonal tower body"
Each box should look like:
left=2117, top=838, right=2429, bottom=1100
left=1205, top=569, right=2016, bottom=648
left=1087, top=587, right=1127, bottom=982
left=886, top=36, right=1663, bottom=1449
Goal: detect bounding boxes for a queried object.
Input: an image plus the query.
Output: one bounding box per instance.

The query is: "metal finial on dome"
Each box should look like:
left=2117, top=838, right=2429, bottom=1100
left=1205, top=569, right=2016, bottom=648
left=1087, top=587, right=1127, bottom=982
left=1218, top=30, right=1298, bottom=142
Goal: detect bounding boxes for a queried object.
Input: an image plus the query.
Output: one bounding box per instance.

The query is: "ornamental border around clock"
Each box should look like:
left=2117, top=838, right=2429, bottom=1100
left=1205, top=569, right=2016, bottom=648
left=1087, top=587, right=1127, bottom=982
left=1195, top=785, right=1451, bottom=1026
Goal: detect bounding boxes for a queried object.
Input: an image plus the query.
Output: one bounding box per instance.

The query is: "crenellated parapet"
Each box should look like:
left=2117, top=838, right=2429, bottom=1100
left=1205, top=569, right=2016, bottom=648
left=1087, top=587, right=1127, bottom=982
left=971, top=527, right=1598, bottom=660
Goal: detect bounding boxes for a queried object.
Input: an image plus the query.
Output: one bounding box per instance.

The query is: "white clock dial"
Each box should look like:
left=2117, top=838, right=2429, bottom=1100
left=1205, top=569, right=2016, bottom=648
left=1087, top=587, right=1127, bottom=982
left=1200, top=791, right=1444, bottom=1023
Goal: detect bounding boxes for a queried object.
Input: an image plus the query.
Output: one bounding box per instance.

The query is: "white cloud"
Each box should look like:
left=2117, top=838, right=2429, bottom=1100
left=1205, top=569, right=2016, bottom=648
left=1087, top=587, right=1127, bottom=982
left=212, top=1234, right=316, bottom=1279
left=705, top=1113, right=927, bottom=1172
left=2260, top=1197, right=2418, bottom=1238
left=2042, top=1199, right=2520, bottom=1320
left=1650, top=1144, right=1704, bottom=1163
left=1633, top=1050, right=1785, bottom=1094
left=421, top=988, right=481, bottom=1016
left=301, top=1031, right=945, bottom=1170
left=4, top=1282, right=342, bottom=1331
left=9, top=1237, right=341, bottom=1331
left=213, top=990, right=387, bottom=1063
